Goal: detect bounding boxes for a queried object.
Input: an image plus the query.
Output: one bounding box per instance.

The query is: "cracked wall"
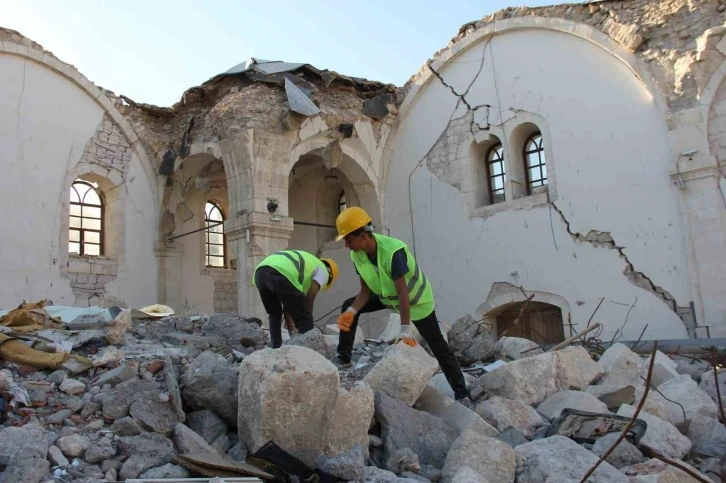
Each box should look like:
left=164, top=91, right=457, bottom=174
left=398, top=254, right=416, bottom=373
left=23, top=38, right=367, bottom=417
left=384, top=22, right=694, bottom=340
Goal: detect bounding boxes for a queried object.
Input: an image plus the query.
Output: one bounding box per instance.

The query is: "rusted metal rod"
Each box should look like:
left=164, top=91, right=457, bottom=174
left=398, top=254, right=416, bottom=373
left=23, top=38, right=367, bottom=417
left=548, top=323, right=602, bottom=352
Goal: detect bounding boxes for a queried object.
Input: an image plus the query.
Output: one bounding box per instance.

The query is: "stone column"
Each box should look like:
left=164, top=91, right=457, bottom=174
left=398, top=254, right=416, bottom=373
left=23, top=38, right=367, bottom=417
left=219, top=129, right=296, bottom=320
left=154, top=241, right=184, bottom=311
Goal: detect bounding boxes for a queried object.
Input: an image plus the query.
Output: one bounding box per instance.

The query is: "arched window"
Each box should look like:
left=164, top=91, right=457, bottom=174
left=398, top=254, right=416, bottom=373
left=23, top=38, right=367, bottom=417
left=337, top=191, right=347, bottom=214
left=524, top=133, right=547, bottom=193
left=69, top=180, right=103, bottom=255
left=485, top=144, right=506, bottom=204
left=205, top=202, right=225, bottom=268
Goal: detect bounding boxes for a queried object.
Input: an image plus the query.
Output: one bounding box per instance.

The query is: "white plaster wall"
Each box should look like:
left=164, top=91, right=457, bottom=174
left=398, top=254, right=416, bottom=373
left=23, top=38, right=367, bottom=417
left=103, top=153, right=158, bottom=308
left=384, top=29, right=692, bottom=341
left=0, top=54, right=101, bottom=307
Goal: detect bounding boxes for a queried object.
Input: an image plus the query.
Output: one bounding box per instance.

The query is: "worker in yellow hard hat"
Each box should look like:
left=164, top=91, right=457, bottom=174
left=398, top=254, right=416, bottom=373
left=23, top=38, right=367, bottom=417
left=334, top=207, right=472, bottom=404
left=253, top=250, right=339, bottom=348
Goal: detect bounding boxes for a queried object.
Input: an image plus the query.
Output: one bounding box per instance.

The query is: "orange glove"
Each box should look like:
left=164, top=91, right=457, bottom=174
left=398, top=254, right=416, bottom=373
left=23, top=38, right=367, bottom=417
left=337, top=309, right=355, bottom=332
left=395, top=325, right=417, bottom=347
left=400, top=336, right=417, bottom=347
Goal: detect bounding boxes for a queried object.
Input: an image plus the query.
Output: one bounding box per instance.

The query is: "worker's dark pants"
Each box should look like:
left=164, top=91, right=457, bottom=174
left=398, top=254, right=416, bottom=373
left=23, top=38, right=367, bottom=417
left=254, top=266, right=314, bottom=348
left=338, top=296, right=470, bottom=400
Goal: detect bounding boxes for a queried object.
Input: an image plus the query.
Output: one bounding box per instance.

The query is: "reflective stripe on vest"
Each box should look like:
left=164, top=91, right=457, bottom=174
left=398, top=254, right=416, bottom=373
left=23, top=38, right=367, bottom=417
left=254, top=250, right=323, bottom=294
left=351, top=234, right=434, bottom=320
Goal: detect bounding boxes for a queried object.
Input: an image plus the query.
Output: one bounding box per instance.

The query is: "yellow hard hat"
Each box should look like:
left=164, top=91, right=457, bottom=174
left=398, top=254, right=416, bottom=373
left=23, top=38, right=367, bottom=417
left=335, top=207, right=372, bottom=242
left=320, top=258, right=339, bottom=290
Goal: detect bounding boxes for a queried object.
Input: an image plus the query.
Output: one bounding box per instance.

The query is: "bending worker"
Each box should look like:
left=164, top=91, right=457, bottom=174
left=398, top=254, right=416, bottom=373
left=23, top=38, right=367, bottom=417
left=254, top=250, right=338, bottom=348
left=335, top=207, right=471, bottom=404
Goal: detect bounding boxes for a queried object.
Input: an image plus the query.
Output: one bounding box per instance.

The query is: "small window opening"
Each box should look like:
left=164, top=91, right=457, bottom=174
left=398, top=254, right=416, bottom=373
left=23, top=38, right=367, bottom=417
left=69, top=180, right=103, bottom=256
left=205, top=202, right=225, bottom=268
left=337, top=191, right=347, bottom=215
left=524, top=133, right=547, bottom=193
left=485, top=144, right=506, bottom=204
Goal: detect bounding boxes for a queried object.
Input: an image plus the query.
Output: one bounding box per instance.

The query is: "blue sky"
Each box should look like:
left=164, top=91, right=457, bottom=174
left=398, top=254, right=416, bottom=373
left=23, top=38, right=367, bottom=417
left=4, top=0, right=556, bottom=106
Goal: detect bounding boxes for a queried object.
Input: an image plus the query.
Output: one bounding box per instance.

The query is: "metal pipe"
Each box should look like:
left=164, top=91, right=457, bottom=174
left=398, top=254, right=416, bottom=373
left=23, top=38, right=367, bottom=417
left=600, top=338, right=726, bottom=354
left=167, top=221, right=223, bottom=241
left=293, top=221, right=337, bottom=228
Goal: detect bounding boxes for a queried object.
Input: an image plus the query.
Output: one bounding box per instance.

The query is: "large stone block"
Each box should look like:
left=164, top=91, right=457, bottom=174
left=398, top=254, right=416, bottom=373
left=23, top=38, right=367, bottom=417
left=102, top=378, right=160, bottom=419
left=238, top=346, right=339, bottom=467
left=617, top=404, right=691, bottom=459
left=621, top=458, right=710, bottom=482
left=447, top=315, right=496, bottom=365
left=554, top=346, right=604, bottom=390
left=117, top=433, right=175, bottom=480
left=476, top=396, right=544, bottom=438
left=494, top=336, right=543, bottom=360
left=479, top=352, right=557, bottom=406
left=0, top=458, right=49, bottom=483
left=642, top=351, right=680, bottom=388
left=375, top=391, right=458, bottom=469
left=687, top=416, right=726, bottom=458
left=173, top=423, right=218, bottom=455
left=181, top=351, right=238, bottom=426
left=657, top=374, right=718, bottom=428
left=441, top=429, right=516, bottom=483
left=536, top=390, right=608, bottom=420
left=363, top=342, right=439, bottom=406
left=632, top=385, right=677, bottom=425
left=699, top=368, right=726, bottom=413
left=591, top=432, right=643, bottom=469
left=515, top=436, right=628, bottom=482
left=326, top=382, right=375, bottom=457
left=597, top=343, right=645, bottom=387
left=203, top=313, right=264, bottom=348
left=0, top=427, right=49, bottom=465
left=415, top=385, right=499, bottom=437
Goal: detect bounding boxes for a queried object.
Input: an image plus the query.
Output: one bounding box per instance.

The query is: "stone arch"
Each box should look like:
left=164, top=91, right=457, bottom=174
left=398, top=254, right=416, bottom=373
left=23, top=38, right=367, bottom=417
left=705, top=60, right=726, bottom=167
left=383, top=16, right=669, bottom=203
left=0, top=39, right=159, bottom=211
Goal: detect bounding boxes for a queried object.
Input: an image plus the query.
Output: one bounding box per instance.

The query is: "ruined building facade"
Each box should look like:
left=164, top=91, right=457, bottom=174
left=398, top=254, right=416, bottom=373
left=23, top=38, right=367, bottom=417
left=1, top=0, right=725, bottom=341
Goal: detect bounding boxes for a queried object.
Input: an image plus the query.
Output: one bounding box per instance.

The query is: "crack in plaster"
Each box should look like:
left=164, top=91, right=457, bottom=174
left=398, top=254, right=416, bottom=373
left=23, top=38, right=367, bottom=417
left=550, top=202, right=681, bottom=315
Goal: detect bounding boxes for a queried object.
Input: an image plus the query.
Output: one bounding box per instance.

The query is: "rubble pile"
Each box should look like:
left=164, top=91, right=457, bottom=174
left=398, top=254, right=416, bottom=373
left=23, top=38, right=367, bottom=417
left=1, top=305, right=725, bottom=483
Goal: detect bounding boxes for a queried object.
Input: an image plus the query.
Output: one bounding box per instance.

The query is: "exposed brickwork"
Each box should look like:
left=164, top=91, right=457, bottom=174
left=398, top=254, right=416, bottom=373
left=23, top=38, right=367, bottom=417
left=211, top=272, right=238, bottom=313
left=709, top=78, right=726, bottom=167
left=77, top=115, right=132, bottom=178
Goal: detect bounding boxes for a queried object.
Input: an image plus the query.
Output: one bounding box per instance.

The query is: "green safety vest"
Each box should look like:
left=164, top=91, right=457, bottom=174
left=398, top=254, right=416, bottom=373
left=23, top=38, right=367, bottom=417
left=254, top=250, right=326, bottom=294
left=351, top=233, right=434, bottom=321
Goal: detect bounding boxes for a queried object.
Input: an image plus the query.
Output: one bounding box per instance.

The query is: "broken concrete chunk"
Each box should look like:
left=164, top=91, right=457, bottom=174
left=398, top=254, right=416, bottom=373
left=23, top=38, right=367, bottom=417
left=476, top=396, right=544, bottom=438
left=554, top=346, right=604, bottom=390
left=117, top=432, right=175, bottom=480
left=129, top=398, right=180, bottom=436
left=616, top=404, right=691, bottom=459
left=643, top=351, right=680, bottom=387
left=494, top=337, right=543, bottom=360
left=632, top=385, right=677, bottom=425
left=102, top=378, right=160, bottom=419
left=621, top=458, right=709, bottom=482
left=479, top=352, right=557, bottom=406
left=657, top=374, right=718, bottom=428
left=0, top=458, right=49, bottom=483
left=139, top=463, right=190, bottom=480
left=597, top=343, right=645, bottom=387
left=386, top=447, right=420, bottom=474
left=203, top=313, right=264, bottom=348
left=591, top=432, right=643, bottom=469
left=362, top=93, right=394, bottom=120
left=536, top=390, right=608, bottom=420
left=285, top=328, right=329, bottom=358
left=181, top=350, right=238, bottom=426
left=446, top=315, right=496, bottom=365
left=699, top=368, right=726, bottom=413
left=375, top=391, right=458, bottom=470
left=515, top=436, right=628, bottom=482
left=441, top=428, right=516, bottom=483
left=238, top=346, right=339, bottom=467
left=91, top=362, right=137, bottom=387
left=48, top=445, right=70, bottom=467
left=173, top=423, right=218, bottom=455
left=415, top=385, right=499, bottom=437
left=363, top=342, right=439, bottom=406
left=449, top=466, right=492, bottom=483
left=327, top=382, right=375, bottom=458
left=585, top=384, right=635, bottom=409
left=187, top=409, right=228, bottom=444
left=59, top=378, right=85, bottom=395
left=0, top=427, right=49, bottom=465
left=687, top=416, right=726, bottom=458
left=57, top=434, right=91, bottom=457
left=90, top=346, right=125, bottom=367
left=497, top=429, right=529, bottom=448
left=672, top=355, right=710, bottom=381
left=316, top=445, right=366, bottom=481
left=84, top=442, right=117, bottom=464
left=111, top=416, right=142, bottom=436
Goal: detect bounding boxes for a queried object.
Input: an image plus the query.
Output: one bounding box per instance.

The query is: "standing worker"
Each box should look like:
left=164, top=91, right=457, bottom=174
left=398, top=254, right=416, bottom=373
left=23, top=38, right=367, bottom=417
left=254, top=250, right=338, bottom=348
left=334, top=207, right=471, bottom=404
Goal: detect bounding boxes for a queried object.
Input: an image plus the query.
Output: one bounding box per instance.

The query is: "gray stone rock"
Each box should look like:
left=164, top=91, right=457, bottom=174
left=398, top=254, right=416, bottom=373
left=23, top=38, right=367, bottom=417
left=415, top=385, right=499, bottom=437
left=476, top=396, right=543, bottom=438
left=84, top=443, right=116, bottom=464
left=554, top=347, right=605, bottom=391
left=46, top=409, right=73, bottom=424
left=449, top=466, right=489, bottom=483
left=163, top=355, right=185, bottom=423
left=494, top=337, right=543, bottom=360
left=497, top=429, right=529, bottom=448
left=515, top=436, right=628, bottom=482
left=688, top=416, right=726, bottom=458
left=59, top=378, right=85, bottom=395
left=117, top=433, right=175, bottom=480
left=187, top=409, right=228, bottom=444
left=63, top=395, right=84, bottom=413
left=111, top=416, right=142, bottom=436
left=375, top=391, right=458, bottom=470
left=479, top=352, right=557, bottom=406
left=700, top=368, right=726, bottom=414
left=0, top=458, right=49, bottom=483
left=617, top=404, right=691, bottom=459
left=363, top=465, right=421, bottom=482
left=420, top=464, right=442, bottom=482
left=585, top=384, right=635, bottom=409
left=326, top=383, right=375, bottom=458
left=657, top=374, right=718, bottom=428
left=447, top=315, right=496, bottom=365
left=203, top=313, right=264, bottom=348
left=238, top=346, right=339, bottom=467
left=173, top=423, right=218, bottom=454
left=211, top=433, right=231, bottom=454
left=441, top=428, right=516, bottom=483
left=102, top=379, right=160, bottom=419
left=621, top=458, right=710, bottom=482
left=162, top=332, right=217, bottom=350
left=536, top=390, right=609, bottom=420
left=139, top=463, right=190, bottom=479
left=591, top=432, right=643, bottom=469
left=48, top=445, right=70, bottom=467
left=364, top=343, right=439, bottom=406
left=699, top=458, right=722, bottom=483
left=57, top=435, right=91, bottom=457
left=642, top=351, right=680, bottom=388
left=91, top=362, right=137, bottom=387
left=285, top=328, right=329, bottom=357
left=386, top=447, right=420, bottom=474
left=400, top=471, right=432, bottom=482
left=315, top=445, right=366, bottom=481
left=129, top=398, right=180, bottom=436
left=80, top=401, right=101, bottom=419
left=597, top=343, right=645, bottom=387
left=227, top=441, right=248, bottom=462
left=632, top=385, right=677, bottom=425
left=181, top=351, right=238, bottom=426
left=47, top=370, right=67, bottom=385
left=672, top=356, right=710, bottom=381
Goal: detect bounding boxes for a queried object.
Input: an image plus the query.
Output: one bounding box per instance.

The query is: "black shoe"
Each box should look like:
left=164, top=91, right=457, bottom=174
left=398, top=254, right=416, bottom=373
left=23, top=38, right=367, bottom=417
left=336, top=355, right=352, bottom=368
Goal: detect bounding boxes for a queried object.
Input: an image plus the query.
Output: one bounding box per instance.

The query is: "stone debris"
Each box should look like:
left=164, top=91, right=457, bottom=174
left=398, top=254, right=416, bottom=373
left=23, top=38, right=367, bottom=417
left=1, top=308, right=725, bottom=483
left=621, top=458, right=710, bottom=482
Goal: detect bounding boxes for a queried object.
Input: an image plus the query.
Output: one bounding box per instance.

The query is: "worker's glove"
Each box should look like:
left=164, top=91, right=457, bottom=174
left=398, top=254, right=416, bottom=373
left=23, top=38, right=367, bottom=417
left=395, top=324, right=417, bottom=347
left=337, top=307, right=356, bottom=332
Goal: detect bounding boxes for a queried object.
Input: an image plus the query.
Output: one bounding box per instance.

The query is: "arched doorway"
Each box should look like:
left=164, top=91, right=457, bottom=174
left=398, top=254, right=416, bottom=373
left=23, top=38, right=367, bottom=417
left=496, top=301, right=564, bottom=345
